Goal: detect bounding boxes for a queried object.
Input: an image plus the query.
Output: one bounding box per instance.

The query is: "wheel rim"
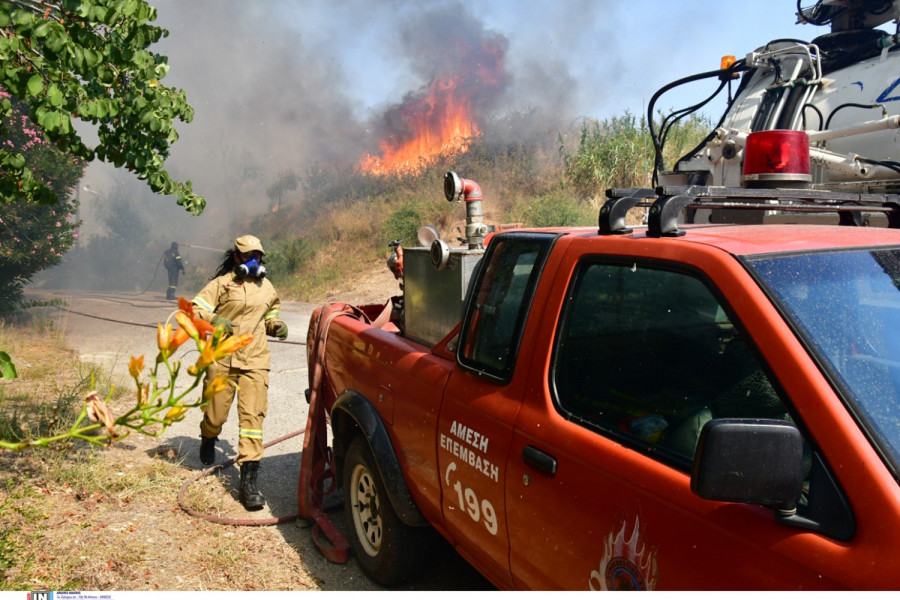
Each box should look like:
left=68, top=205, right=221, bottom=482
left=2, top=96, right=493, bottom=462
left=349, top=463, right=382, bottom=557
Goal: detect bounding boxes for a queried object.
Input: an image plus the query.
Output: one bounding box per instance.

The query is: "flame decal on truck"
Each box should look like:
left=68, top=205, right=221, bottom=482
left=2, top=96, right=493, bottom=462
left=590, top=516, right=659, bottom=591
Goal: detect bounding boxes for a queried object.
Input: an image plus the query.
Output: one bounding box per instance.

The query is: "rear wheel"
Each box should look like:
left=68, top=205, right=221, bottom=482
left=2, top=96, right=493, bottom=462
left=343, top=436, right=428, bottom=585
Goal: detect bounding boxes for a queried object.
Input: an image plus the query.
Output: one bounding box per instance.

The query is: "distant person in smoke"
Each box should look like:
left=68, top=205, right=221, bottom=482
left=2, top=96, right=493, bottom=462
left=163, top=241, right=185, bottom=300
left=191, top=234, right=288, bottom=511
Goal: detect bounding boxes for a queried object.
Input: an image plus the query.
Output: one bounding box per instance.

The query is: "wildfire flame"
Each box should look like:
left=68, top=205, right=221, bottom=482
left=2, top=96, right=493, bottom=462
left=360, top=75, right=480, bottom=177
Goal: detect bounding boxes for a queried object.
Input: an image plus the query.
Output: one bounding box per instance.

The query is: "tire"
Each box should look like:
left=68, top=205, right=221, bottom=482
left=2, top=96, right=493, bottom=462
left=343, top=436, right=429, bottom=586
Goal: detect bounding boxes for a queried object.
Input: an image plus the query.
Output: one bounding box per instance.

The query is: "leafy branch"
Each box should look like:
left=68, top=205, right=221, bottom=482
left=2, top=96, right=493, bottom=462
left=0, top=0, right=205, bottom=214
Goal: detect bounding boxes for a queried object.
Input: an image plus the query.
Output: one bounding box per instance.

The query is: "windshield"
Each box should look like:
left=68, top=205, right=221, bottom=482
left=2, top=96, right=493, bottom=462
left=747, top=248, right=900, bottom=474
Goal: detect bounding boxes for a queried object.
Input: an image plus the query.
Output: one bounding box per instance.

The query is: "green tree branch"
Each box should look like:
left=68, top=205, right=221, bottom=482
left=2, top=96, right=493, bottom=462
left=0, top=0, right=205, bottom=214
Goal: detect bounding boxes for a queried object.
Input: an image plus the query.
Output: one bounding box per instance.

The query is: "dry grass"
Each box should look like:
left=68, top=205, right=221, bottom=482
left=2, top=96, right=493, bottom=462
left=0, top=320, right=320, bottom=591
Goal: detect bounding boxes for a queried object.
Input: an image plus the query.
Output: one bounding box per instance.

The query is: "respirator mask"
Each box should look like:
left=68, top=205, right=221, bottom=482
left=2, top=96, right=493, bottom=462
left=237, top=257, right=267, bottom=279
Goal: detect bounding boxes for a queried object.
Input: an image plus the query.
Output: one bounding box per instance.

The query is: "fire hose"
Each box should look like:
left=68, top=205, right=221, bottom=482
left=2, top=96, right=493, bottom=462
left=296, top=301, right=393, bottom=564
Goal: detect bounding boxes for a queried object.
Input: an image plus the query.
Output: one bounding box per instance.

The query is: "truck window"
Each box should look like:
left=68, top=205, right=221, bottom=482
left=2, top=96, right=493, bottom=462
left=457, top=233, right=557, bottom=383
left=551, top=260, right=790, bottom=465
left=748, top=248, right=900, bottom=475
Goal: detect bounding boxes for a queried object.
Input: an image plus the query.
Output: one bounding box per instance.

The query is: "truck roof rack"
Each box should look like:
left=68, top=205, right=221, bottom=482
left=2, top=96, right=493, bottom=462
left=599, top=185, right=900, bottom=237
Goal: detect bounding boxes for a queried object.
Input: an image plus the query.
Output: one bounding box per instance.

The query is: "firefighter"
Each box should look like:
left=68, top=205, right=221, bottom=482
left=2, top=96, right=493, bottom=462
left=190, top=235, right=289, bottom=511
left=163, top=242, right=185, bottom=300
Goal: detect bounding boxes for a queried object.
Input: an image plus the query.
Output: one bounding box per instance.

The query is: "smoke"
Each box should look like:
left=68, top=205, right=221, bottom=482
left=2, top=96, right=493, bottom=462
left=142, top=0, right=613, bottom=190
left=149, top=1, right=367, bottom=205
left=34, top=0, right=635, bottom=292
left=28, top=0, right=817, bottom=295
left=397, top=1, right=510, bottom=109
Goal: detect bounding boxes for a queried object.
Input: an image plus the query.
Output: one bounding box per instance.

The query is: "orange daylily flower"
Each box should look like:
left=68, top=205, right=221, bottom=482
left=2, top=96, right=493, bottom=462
left=191, top=342, right=216, bottom=374
left=188, top=342, right=213, bottom=376
left=203, top=374, right=231, bottom=401
left=157, top=321, right=191, bottom=362
left=195, top=319, right=215, bottom=341
left=188, top=333, right=253, bottom=376
left=157, top=323, right=172, bottom=351
left=128, top=355, right=145, bottom=379
left=174, top=311, right=199, bottom=339
left=178, top=297, right=193, bottom=315
left=85, top=391, right=118, bottom=439
left=169, top=326, right=190, bottom=350
left=212, top=333, right=253, bottom=361
left=177, top=298, right=215, bottom=340
left=164, top=403, right=188, bottom=422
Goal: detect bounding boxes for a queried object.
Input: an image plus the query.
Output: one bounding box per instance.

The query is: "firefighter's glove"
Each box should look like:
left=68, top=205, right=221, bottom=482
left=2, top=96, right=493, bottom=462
left=211, top=314, right=235, bottom=336
left=268, top=320, right=288, bottom=340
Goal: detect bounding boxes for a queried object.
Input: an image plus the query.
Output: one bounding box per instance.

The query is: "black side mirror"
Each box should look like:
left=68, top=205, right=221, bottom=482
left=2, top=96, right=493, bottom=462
left=691, top=418, right=803, bottom=511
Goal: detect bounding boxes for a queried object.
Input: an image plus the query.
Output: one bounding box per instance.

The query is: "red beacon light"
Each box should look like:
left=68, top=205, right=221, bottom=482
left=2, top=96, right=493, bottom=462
left=742, top=130, right=811, bottom=188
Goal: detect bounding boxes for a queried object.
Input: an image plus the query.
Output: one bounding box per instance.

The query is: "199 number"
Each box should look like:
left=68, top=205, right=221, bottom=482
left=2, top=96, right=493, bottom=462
left=446, top=462, right=498, bottom=535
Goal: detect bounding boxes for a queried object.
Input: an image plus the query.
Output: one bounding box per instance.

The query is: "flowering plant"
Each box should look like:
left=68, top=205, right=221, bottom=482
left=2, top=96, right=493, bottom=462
left=1, top=90, right=82, bottom=313
left=0, top=298, right=251, bottom=450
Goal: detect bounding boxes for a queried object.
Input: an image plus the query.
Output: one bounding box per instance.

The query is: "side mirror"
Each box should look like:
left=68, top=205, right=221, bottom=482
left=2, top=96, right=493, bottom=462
left=691, top=418, right=803, bottom=511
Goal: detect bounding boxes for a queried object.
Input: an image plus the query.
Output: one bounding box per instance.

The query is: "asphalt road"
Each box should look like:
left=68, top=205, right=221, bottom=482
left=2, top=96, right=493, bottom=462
left=31, top=288, right=492, bottom=591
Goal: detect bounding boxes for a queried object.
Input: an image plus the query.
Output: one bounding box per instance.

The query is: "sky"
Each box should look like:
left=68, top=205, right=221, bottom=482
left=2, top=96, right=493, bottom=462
left=76, top=0, right=835, bottom=247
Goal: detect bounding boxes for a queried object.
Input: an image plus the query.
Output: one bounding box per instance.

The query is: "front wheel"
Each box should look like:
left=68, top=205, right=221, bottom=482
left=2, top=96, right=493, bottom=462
left=343, top=436, right=428, bottom=586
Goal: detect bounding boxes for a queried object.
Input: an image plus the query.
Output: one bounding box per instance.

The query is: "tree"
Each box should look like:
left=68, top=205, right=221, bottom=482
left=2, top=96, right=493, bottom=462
left=0, top=0, right=205, bottom=214
left=0, top=90, right=82, bottom=312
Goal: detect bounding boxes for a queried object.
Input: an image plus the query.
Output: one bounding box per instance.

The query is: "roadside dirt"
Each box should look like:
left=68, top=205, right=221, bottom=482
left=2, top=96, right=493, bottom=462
left=1, top=265, right=492, bottom=592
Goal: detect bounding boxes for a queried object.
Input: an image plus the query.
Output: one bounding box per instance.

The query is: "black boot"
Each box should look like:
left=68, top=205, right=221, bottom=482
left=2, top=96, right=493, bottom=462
left=239, top=461, right=265, bottom=511
left=199, top=435, right=217, bottom=465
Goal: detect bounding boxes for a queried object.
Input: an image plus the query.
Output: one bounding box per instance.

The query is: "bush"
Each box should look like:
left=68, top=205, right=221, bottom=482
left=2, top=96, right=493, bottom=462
left=265, top=235, right=314, bottom=287
left=561, top=110, right=712, bottom=200
left=381, top=205, right=423, bottom=245
left=512, top=189, right=593, bottom=227
left=562, top=111, right=654, bottom=199
left=0, top=92, right=83, bottom=315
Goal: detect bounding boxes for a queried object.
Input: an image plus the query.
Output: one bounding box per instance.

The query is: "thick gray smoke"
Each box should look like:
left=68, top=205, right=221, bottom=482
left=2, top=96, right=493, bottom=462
left=364, top=2, right=511, bottom=152
left=59, top=0, right=597, bottom=280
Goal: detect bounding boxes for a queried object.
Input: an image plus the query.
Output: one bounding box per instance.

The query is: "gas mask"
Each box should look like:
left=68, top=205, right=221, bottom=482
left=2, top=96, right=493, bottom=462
left=237, top=256, right=267, bottom=279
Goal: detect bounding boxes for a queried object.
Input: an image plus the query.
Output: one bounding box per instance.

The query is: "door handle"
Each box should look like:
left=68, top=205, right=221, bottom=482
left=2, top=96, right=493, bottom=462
left=522, top=445, right=557, bottom=476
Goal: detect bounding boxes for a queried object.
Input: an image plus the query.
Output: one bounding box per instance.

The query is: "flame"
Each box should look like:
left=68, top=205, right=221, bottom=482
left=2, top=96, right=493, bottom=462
left=360, top=75, right=481, bottom=177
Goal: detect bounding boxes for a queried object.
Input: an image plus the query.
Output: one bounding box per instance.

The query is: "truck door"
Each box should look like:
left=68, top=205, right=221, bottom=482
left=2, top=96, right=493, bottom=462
left=438, top=232, right=558, bottom=589
left=506, top=254, right=857, bottom=589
